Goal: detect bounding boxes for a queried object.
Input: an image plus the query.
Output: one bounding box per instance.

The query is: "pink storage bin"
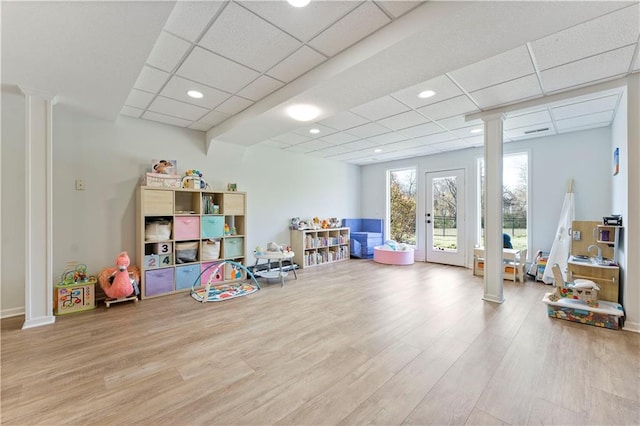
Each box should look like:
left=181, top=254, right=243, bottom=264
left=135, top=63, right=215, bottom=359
left=174, top=216, right=200, bottom=241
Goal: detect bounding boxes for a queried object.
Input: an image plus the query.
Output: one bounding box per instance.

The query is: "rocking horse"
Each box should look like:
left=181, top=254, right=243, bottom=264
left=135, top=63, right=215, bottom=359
left=548, top=263, right=600, bottom=307
left=98, top=251, right=141, bottom=307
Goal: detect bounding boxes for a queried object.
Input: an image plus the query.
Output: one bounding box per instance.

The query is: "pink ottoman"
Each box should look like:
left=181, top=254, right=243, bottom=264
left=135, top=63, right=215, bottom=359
left=373, top=245, right=414, bottom=265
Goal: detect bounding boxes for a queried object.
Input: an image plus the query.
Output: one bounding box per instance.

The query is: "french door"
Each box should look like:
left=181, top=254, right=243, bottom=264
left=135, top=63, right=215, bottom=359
left=425, top=169, right=466, bottom=266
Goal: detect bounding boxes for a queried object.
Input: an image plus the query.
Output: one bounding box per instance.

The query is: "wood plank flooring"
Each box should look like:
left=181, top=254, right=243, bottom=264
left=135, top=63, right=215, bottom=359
left=2, top=260, right=639, bottom=425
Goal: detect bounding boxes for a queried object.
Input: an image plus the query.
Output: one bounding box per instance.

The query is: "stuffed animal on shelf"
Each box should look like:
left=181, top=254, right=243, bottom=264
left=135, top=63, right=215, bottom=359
left=98, top=251, right=140, bottom=300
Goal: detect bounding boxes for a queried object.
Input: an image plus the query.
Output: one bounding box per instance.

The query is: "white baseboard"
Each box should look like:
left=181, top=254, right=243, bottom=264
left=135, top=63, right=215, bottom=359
left=1, top=307, right=25, bottom=319
left=22, top=315, right=55, bottom=329
left=622, top=320, right=640, bottom=333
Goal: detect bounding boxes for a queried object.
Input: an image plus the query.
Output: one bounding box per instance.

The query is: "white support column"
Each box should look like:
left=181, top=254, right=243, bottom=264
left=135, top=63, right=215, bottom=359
left=20, top=87, right=56, bottom=329
left=624, top=73, right=640, bottom=332
left=482, top=113, right=506, bottom=303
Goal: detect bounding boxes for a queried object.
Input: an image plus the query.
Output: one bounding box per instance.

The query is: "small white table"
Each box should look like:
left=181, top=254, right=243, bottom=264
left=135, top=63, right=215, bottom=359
left=253, top=251, right=296, bottom=287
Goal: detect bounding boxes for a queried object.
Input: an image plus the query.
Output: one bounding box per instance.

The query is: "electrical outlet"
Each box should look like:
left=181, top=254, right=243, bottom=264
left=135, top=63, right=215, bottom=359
left=572, top=230, right=581, bottom=241
left=75, top=179, right=85, bottom=191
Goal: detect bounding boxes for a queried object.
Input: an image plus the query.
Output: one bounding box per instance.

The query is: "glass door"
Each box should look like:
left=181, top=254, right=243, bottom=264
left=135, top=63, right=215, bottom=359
left=425, top=169, right=465, bottom=266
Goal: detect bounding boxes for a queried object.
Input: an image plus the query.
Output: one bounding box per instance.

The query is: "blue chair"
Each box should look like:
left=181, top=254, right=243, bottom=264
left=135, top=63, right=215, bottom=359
left=341, top=219, right=384, bottom=259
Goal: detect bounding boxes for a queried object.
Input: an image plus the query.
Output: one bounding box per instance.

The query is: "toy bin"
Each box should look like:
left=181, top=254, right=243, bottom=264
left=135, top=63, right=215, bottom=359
left=174, top=216, right=200, bottom=240
left=175, top=264, right=201, bottom=290
left=145, top=268, right=174, bottom=297
left=201, top=216, right=224, bottom=239
left=542, top=293, right=624, bottom=330
left=224, top=237, right=244, bottom=258
left=54, top=278, right=96, bottom=315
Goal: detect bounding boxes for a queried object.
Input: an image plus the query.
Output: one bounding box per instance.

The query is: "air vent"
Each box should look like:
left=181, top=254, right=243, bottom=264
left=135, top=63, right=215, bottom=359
left=524, top=127, right=549, bottom=134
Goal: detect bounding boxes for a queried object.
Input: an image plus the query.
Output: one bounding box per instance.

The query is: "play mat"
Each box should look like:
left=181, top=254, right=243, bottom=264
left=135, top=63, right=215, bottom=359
left=191, top=282, right=259, bottom=302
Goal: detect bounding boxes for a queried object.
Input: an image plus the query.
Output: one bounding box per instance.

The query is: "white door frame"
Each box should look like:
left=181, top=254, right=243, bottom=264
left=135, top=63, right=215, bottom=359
left=425, top=169, right=466, bottom=266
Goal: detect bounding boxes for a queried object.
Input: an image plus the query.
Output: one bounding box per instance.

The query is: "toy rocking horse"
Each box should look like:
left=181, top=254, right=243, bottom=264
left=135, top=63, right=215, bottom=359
left=548, top=263, right=600, bottom=307
left=98, top=251, right=141, bottom=307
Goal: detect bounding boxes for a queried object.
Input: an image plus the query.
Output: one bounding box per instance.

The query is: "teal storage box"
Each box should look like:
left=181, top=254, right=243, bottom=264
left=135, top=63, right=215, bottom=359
left=176, top=264, right=201, bottom=290
left=224, top=237, right=244, bottom=258
left=201, top=215, right=224, bottom=239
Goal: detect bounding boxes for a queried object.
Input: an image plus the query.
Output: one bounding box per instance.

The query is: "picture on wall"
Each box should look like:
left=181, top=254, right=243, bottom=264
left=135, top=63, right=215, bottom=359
left=152, top=159, right=177, bottom=175
left=613, top=147, right=619, bottom=176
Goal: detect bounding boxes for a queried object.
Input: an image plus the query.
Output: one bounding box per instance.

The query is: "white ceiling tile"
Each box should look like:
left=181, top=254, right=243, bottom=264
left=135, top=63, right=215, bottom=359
left=375, top=1, right=423, bottom=18
left=199, top=2, right=300, bottom=72
left=555, top=110, right=614, bottom=131
left=188, top=121, right=211, bottom=132
left=430, top=139, right=476, bottom=152
left=556, top=121, right=611, bottom=134
left=400, top=145, right=442, bottom=157
left=146, top=31, right=192, bottom=73
left=381, top=139, right=428, bottom=150
left=309, top=145, right=352, bottom=157
left=296, top=139, right=335, bottom=151
left=470, top=74, right=542, bottom=109
left=392, top=75, right=464, bottom=109
left=397, top=121, right=443, bottom=138
left=120, top=105, right=144, bottom=118
left=284, top=144, right=315, bottom=154
left=164, top=1, right=225, bottom=42
left=342, top=139, right=376, bottom=151
left=345, top=122, right=391, bottom=138
left=504, top=110, right=552, bottom=130
left=449, top=125, right=485, bottom=139
left=267, top=46, right=327, bottom=83
left=142, top=111, right=192, bottom=127
left=531, top=3, right=640, bottom=70
left=308, top=2, right=390, bottom=57
left=124, top=89, right=154, bottom=109
left=413, top=131, right=458, bottom=146
left=236, top=75, right=284, bottom=101
left=261, top=139, right=291, bottom=149
left=366, top=132, right=409, bottom=145
left=376, top=110, right=428, bottom=130
left=449, top=45, right=535, bottom=92
left=134, top=66, right=170, bottom=93
left=272, top=132, right=311, bottom=145
left=417, top=95, right=479, bottom=121
left=317, top=132, right=360, bottom=145
left=176, top=47, right=260, bottom=93
left=240, top=1, right=360, bottom=42
left=437, top=116, right=483, bottom=131
left=319, top=111, right=369, bottom=130
left=292, top=124, right=337, bottom=138
left=350, top=96, right=410, bottom=121
left=148, top=96, right=210, bottom=121
left=160, top=75, right=229, bottom=109
left=551, top=94, right=619, bottom=121
left=199, top=110, right=230, bottom=127
left=541, top=45, right=635, bottom=93
left=504, top=122, right=554, bottom=139
left=215, top=96, right=253, bottom=115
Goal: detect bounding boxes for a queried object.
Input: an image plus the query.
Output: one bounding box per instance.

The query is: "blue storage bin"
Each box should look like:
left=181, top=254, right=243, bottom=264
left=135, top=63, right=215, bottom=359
left=201, top=215, right=224, bottom=239
left=175, top=264, right=201, bottom=290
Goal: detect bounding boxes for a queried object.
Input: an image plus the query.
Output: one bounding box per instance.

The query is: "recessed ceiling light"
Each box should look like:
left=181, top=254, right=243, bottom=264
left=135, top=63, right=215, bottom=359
left=309, top=128, right=320, bottom=134
left=288, top=0, right=310, bottom=7
left=286, top=104, right=320, bottom=122
left=470, top=128, right=483, bottom=134
left=374, top=148, right=382, bottom=153
left=187, top=90, right=203, bottom=99
left=418, top=90, right=436, bottom=99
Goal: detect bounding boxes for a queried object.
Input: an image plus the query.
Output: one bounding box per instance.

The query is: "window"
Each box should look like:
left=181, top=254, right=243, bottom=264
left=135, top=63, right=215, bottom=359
left=477, top=152, right=529, bottom=250
left=388, top=168, right=416, bottom=245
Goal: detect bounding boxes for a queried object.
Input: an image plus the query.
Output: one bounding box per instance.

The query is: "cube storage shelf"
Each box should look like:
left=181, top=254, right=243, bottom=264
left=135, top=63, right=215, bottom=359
left=136, top=187, right=247, bottom=299
left=290, top=228, right=350, bottom=269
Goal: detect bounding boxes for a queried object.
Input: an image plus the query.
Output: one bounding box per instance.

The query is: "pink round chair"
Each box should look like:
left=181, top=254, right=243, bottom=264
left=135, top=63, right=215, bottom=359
left=373, top=245, right=415, bottom=265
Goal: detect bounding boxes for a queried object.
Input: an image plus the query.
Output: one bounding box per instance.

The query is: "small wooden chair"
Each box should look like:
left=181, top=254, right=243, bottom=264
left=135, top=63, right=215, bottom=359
left=504, top=249, right=527, bottom=282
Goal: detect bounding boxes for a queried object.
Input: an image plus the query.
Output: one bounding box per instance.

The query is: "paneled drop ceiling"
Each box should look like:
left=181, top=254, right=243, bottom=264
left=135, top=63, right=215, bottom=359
left=3, top=1, right=639, bottom=165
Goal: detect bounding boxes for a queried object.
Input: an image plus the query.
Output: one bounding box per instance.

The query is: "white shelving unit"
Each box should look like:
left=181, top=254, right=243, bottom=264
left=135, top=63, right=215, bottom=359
left=290, top=228, right=350, bottom=269
left=136, top=186, right=247, bottom=299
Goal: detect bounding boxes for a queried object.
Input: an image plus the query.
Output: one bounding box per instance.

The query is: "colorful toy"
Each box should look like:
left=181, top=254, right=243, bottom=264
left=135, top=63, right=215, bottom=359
left=548, top=263, right=599, bottom=307
left=98, top=251, right=141, bottom=306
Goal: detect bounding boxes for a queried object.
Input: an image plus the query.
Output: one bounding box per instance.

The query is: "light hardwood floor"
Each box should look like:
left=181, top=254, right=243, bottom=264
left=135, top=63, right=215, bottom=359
left=2, top=260, right=639, bottom=425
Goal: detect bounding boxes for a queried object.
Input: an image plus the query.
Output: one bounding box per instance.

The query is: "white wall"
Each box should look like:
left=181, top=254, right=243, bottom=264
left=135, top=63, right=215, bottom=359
left=1, top=97, right=360, bottom=315
left=360, top=127, right=613, bottom=266
left=611, top=88, right=628, bottom=305
left=1, top=86, right=27, bottom=317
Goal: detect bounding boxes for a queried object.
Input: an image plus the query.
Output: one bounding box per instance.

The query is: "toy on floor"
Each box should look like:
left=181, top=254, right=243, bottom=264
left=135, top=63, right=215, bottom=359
left=548, top=263, right=600, bottom=307
left=98, top=251, right=141, bottom=307
left=191, top=260, right=261, bottom=303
